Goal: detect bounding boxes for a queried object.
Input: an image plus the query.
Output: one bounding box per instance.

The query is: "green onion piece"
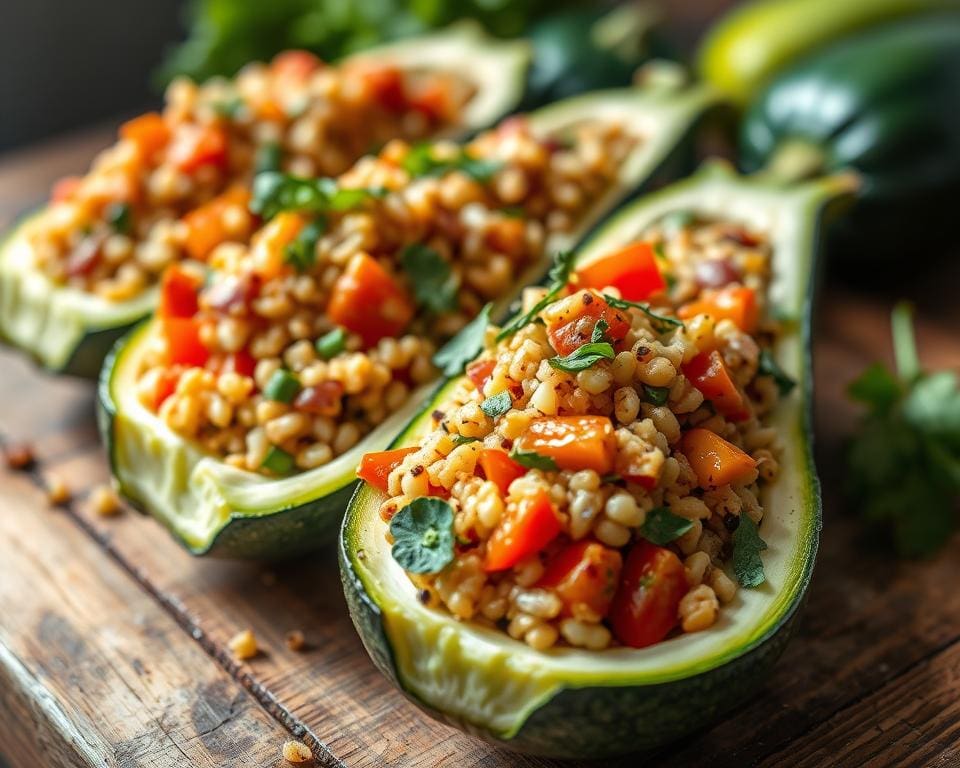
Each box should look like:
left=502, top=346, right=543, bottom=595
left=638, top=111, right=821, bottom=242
left=316, top=328, right=347, bottom=360
left=105, top=202, right=132, bottom=234
left=261, top=446, right=295, bottom=475
left=264, top=369, right=301, bottom=403
left=642, top=385, right=670, bottom=405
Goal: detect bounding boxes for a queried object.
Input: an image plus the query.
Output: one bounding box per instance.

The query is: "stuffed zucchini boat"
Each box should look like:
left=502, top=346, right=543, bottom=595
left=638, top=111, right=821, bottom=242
left=0, top=23, right=531, bottom=377
left=340, top=163, right=854, bottom=756
left=99, top=76, right=719, bottom=558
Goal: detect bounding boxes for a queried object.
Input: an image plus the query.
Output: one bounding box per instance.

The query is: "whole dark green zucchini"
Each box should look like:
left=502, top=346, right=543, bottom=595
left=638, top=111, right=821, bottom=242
left=741, top=16, right=960, bottom=260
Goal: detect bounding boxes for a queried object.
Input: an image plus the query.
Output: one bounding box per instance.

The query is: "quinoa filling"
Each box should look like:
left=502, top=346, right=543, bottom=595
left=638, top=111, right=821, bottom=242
left=24, top=52, right=476, bottom=298
left=133, top=118, right=639, bottom=475
left=364, top=214, right=791, bottom=651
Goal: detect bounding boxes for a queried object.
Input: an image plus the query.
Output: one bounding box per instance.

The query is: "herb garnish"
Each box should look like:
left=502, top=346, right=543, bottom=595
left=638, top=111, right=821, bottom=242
left=480, top=391, right=512, bottom=418
left=390, top=497, right=455, bottom=574
left=496, top=250, right=577, bottom=341
left=548, top=342, right=615, bottom=372
left=733, top=514, right=767, bottom=587
left=602, top=294, right=684, bottom=332
left=759, top=349, right=796, bottom=395
left=254, top=141, right=282, bottom=174
left=400, top=243, right=458, bottom=313
left=250, top=172, right=386, bottom=220
left=402, top=143, right=501, bottom=183
left=283, top=218, right=325, bottom=272
left=433, top=304, right=492, bottom=376
left=315, top=327, right=347, bottom=360
left=105, top=202, right=132, bottom=234
left=642, top=385, right=670, bottom=406
left=451, top=435, right=479, bottom=446
left=509, top=449, right=558, bottom=471
left=640, top=507, right=693, bottom=545
left=847, top=302, right=960, bottom=557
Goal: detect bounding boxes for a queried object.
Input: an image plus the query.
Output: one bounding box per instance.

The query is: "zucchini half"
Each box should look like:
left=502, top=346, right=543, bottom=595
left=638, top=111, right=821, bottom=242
left=98, top=77, right=719, bottom=559
left=340, top=163, right=854, bottom=757
left=0, top=23, right=531, bottom=378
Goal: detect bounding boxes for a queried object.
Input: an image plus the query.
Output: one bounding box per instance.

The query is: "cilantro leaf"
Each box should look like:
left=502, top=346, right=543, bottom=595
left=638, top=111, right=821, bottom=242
left=640, top=507, right=693, bottom=545
left=390, top=497, right=455, bottom=575
left=509, top=449, right=558, bottom=471
left=250, top=172, right=385, bottom=220
left=105, top=202, right=132, bottom=235
left=400, top=244, right=458, bottom=314
left=548, top=342, right=615, bottom=372
left=402, top=143, right=502, bottom=183
left=642, top=385, right=670, bottom=406
left=496, top=250, right=577, bottom=341
left=480, top=391, right=512, bottom=418
left=283, top=218, right=325, bottom=272
left=758, top=349, right=796, bottom=396
left=732, top=514, right=767, bottom=587
left=602, top=294, right=684, bottom=332
left=433, top=304, right=492, bottom=377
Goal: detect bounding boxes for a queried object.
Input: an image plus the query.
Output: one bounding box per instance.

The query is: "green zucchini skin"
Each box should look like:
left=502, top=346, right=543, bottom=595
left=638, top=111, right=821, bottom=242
left=698, top=0, right=959, bottom=106
left=741, top=16, right=960, bottom=259
left=339, top=165, right=845, bottom=756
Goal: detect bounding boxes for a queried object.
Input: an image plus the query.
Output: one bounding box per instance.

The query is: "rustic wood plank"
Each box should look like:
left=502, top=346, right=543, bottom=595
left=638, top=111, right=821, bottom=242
left=0, top=466, right=297, bottom=768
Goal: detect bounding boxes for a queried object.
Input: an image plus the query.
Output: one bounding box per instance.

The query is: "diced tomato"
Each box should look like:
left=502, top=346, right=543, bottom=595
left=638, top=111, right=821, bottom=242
left=537, top=540, right=623, bottom=619
left=362, top=65, right=407, bottom=112
left=680, top=428, right=757, bottom=489
left=466, top=358, right=496, bottom=392
left=479, top=449, right=527, bottom=496
left=294, top=381, right=344, bottom=416
left=682, top=350, right=748, bottom=421
left=515, top=415, right=616, bottom=475
left=407, top=79, right=453, bottom=121
left=575, top=242, right=666, bottom=302
left=161, top=317, right=209, bottom=367
left=158, top=265, right=202, bottom=319
left=546, top=291, right=631, bottom=356
left=271, top=50, right=322, bottom=80
left=328, top=254, right=414, bottom=348
left=678, top=285, right=758, bottom=334
left=484, top=488, right=560, bottom=572
left=182, top=186, right=250, bottom=260
left=65, top=235, right=104, bottom=277
left=609, top=541, right=689, bottom=648
left=167, top=124, right=229, bottom=174
left=51, top=176, right=83, bottom=204
left=357, top=447, right=418, bottom=493
left=120, top=113, right=170, bottom=160
left=222, top=349, right=257, bottom=378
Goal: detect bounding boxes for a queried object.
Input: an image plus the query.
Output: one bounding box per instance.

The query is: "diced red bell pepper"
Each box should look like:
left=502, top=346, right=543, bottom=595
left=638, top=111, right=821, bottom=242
left=328, top=254, right=414, bottom=348
left=407, top=79, right=453, bottom=121
left=161, top=317, right=209, bottom=367
left=120, top=112, right=171, bottom=160
left=65, top=235, right=104, bottom=278
left=546, top=291, right=631, bottom=357
left=357, top=447, right=419, bottom=493
left=361, top=65, right=407, bottom=112
left=484, top=487, right=560, bottom=572
left=271, top=50, right=322, bottom=80
left=222, top=349, right=257, bottom=378
left=167, top=124, right=229, bottom=174
left=514, top=415, right=616, bottom=475
left=680, top=428, right=757, bottom=489
left=158, top=265, right=202, bottom=319
left=682, top=350, right=748, bottom=421
left=609, top=541, right=689, bottom=648
left=575, top=242, right=666, bottom=302
left=537, top=540, right=623, bottom=619
left=479, top=449, right=527, bottom=496
left=466, top=358, right=496, bottom=392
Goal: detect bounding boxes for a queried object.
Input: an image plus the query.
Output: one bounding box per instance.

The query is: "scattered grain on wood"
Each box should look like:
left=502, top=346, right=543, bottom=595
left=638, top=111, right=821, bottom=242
left=89, top=484, right=121, bottom=516
left=4, top=442, right=34, bottom=470
left=285, top=630, right=306, bottom=652
left=228, top=628, right=259, bottom=660
left=45, top=474, right=70, bottom=506
left=282, top=739, right=314, bottom=764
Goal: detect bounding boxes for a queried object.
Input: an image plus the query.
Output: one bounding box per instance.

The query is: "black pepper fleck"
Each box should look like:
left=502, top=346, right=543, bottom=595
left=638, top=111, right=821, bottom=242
left=411, top=465, right=424, bottom=477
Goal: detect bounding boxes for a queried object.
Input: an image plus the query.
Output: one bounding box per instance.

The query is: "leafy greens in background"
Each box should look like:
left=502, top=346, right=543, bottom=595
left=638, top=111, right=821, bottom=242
left=846, top=303, right=960, bottom=558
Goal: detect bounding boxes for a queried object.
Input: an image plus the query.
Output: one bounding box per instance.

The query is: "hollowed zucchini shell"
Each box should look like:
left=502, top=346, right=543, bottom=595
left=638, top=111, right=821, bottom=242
left=339, top=164, right=854, bottom=756
left=97, top=78, right=720, bottom=559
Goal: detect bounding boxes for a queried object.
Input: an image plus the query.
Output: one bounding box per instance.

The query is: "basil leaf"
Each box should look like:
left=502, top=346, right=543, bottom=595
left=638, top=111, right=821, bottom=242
left=480, top=391, right=512, bottom=418
left=250, top=171, right=384, bottom=220
left=733, top=514, right=767, bottom=587
left=400, top=244, right=458, bottom=313
left=548, top=342, right=615, bottom=373
left=433, top=304, right=492, bottom=377
left=759, top=349, right=796, bottom=396
left=105, top=202, right=132, bottom=235
left=402, top=143, right=501, bottom=183
left=640, top=507, right=693, bottom=545
left=603, top=294, right=684, bottom=332
left=390, top=497, right=455, bottom=574
left=283, top=218, right=325, bottom=272
left=316, top=327, right=346, bottom=360
left=496, top=250, right=576, bottom=341
left=642, top=385, right=670, bottom=406
left=509, top=449, right=558, bottom=471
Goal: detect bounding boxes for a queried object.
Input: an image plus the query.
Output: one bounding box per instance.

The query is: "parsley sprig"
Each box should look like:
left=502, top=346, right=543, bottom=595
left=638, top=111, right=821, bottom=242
left=602, top=294, right=684, bottom=332
left=402, top=143, right=502, bottom=183
left=496, top=250, right=577, bottom=341
left=548, top=317, right=615, bottom=372
left=400, top=244, right=458, bottom=314
left=250, top=172, right=386, bottom=220
left=390, top=497, right=456, bottom=574
left=433, top=304, right=492, bottom=377
left=847, top=302, right=960, bottom=557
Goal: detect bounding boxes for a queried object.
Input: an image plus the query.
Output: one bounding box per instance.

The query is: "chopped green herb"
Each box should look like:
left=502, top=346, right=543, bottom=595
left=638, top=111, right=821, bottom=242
left=640, top=507, right=693, bottom=545
left=390, top=497, right=455, bottom=574
left=255, top=141, right=282, bottom=175
left=400, top=244, right=458, bottom=313
left=250, top=172, right=385, bottom=220
left=283, top=218, right=325, bottom=272
left=212, top=96, right=244, bottom=118
left=481, top=391, right=512, bottom=418
left=548, top=342, right=615, bottom=372
left=732, top=514, right=767, bottom=587
left=591, top=318, right=610, bottom=344
left=433, top=304, right=492, bottom=377
left=500, top=205, right=526, bottom=218
left=264, top=369, right=301, bottom=403
left=642, top=385, right=670, bottom=406
left=664, top=272, right=678, bottom=292
left=451, top=435, right=479, bottom=446
left=497, top=250, right=577, bottom=341
left=509, top=449, right=558, bottom=471
left=315, top=327, right=347, bottom=360
left=402, top=143, right=501, bottom=183
left=261, top=446, right=295, bottom=475
left=847, top=302, right=960, bottom=557
left=661, top=210, right=695, bottom=234
left=105, top=202, right=132, bottom=234
left=603, top=294, right=684, bottom=332
left=600, top=473, right=623, bottom=484
left=758, top=349, right=796, bottom=395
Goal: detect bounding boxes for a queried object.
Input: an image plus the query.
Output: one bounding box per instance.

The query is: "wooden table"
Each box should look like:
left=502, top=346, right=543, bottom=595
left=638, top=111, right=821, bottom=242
left=2, top=120, right=960, bottom=768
